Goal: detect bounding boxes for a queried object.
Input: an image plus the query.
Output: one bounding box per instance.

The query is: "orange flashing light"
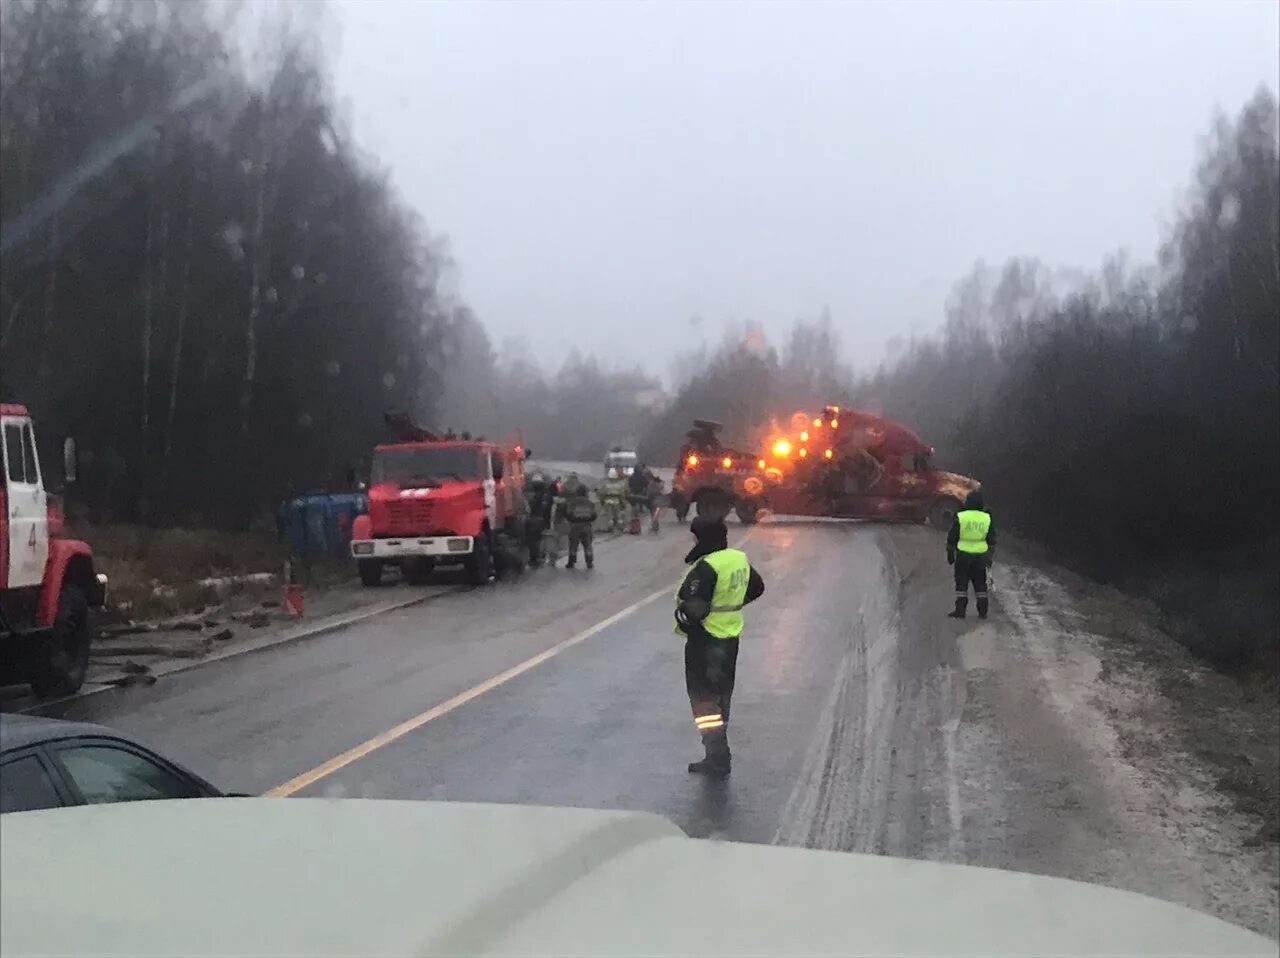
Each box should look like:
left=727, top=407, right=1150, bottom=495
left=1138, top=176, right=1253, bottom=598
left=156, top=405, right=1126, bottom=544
left=757, top=458, right=766, bottom=469
left=812, top=418, right=822, bottom=428
left=824, top=448, right=834, bottom=459
left=687, top=454, right=699, bottom=467
left=721, top=456, right=733, bottom=469
left=771, top=438, right=792, bottom=458
left=830, top=418, right=839, bottom=429
left=799, top=430, right=809, bottom=442
left=798, top=447, right=808, bottom=459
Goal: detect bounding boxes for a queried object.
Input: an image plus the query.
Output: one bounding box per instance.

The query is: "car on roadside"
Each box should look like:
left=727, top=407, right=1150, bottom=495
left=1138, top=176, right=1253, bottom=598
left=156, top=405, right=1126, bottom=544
left=0, top=798, right=1271, bottom=957
left=0, top=714, right=225, bottom=814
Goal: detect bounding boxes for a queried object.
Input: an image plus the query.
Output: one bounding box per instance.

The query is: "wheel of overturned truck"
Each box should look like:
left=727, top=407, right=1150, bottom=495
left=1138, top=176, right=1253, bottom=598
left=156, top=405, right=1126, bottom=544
left=735, top=498, right=762, bottom=525
left=466, top=532, right=494, bottom=585
left=358, top=559, right=386, bottom=587
left=29, top=584, right=90, bottom=698
left=928, top=497, right=961, bottom=530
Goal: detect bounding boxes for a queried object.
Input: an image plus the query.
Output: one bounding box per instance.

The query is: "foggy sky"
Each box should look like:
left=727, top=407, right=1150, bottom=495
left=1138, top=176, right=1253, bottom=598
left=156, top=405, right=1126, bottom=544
left=331, top=0, right=1279, bottom=376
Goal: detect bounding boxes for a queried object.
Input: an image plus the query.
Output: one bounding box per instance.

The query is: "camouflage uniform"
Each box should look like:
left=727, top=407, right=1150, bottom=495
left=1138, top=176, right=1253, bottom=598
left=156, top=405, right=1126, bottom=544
left=564, top=486, right=597, bottom=568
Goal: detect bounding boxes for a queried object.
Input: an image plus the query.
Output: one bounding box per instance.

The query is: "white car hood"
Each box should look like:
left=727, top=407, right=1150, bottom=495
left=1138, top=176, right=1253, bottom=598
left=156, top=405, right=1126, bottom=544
left=0, top=799, right=1271, bottom=957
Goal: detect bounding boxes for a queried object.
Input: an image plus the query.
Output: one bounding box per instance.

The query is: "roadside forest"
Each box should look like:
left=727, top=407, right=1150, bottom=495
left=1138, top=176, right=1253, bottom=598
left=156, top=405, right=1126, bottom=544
left=0, top=0, right=652, bottom=525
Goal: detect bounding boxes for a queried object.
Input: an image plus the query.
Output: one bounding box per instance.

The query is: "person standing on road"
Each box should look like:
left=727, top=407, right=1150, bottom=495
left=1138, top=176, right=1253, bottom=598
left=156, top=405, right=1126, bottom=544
left=674, top=517, right=765, bottom=778
left=947, top=488, right=995, bottom=619
left=564, top=483, right=597, bottom=569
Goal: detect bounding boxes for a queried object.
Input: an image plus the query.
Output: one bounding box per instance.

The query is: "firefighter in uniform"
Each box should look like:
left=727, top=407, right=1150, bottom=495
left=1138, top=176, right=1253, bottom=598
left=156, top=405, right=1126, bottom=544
left=947, top=488, right=995, bottom=619
left=674, top=517, right=765, bottom=777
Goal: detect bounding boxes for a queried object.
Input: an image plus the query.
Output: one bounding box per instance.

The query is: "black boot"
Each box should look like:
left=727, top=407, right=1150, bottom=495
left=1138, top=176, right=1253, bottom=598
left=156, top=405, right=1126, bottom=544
left=688, top=730, right=731, bottom=777
left=947, top=596, right=968, bottom=619
left=976, top=596, right=989, bottom=619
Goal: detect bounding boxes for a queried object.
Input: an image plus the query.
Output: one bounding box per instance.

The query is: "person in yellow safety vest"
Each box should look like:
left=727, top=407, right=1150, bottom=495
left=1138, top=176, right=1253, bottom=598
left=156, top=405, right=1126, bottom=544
left=674, top=517, right=765, bottom=778
left=946, top=488, right=996, bottom=619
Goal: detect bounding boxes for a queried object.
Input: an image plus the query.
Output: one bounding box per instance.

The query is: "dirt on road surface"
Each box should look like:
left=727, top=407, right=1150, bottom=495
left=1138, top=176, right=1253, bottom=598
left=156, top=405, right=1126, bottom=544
left=25, top=518, right=1279, bottom=940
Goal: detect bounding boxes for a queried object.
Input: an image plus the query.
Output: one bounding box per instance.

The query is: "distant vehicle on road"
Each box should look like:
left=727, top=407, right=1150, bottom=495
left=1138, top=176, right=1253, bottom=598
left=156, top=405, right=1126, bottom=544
left=0, top=798, right=1270, bottom=956
left=0, top=715, right=224, bottom=814
left=350, top=414, right=533, bottom=587
left=1, top=403, right=108, bottom=697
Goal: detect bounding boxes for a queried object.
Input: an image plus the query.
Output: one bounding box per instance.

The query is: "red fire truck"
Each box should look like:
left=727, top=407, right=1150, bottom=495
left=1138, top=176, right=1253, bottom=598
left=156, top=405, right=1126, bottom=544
left=349, top=417, right=531, bottom=587
left=1, top=403, right=107, bottom=696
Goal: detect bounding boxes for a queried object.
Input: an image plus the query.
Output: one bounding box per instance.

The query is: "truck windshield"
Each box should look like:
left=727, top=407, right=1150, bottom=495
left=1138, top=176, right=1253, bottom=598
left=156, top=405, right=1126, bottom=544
left=372, top=447, right=482, bottom=484
left=605, top=454, right=636, bottom=479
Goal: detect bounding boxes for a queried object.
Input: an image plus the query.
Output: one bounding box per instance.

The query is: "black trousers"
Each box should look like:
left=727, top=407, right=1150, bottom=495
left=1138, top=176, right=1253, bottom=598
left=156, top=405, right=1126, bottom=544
left=684, top=635, right=739, bottom=758
left=566, top=523, right=594, bottom=564
left=953, top=553, right=989, bottom=616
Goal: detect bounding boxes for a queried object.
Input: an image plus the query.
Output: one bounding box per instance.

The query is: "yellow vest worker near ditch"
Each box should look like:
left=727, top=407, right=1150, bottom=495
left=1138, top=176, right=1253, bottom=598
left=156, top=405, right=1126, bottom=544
left=946, top=488, right=996, bottom=619
left=674, top=517, right=765, bottom=778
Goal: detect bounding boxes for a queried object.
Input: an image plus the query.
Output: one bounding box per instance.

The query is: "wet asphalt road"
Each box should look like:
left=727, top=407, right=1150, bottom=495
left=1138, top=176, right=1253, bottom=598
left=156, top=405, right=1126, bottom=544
left=37, top=520, right=868, bottom=842
left=21, top=514, right=1280, bottom=937
left=20, top=518, right=1223, bottom=894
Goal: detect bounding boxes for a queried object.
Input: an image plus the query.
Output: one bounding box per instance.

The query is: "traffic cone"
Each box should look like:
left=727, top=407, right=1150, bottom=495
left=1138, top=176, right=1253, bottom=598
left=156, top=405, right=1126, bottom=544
left=281, top=560, right=304, bottom=617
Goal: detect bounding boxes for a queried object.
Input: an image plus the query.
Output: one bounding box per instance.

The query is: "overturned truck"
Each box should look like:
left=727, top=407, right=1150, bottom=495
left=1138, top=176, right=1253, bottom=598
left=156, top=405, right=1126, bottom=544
left=671, top=408, right=979, bottom=527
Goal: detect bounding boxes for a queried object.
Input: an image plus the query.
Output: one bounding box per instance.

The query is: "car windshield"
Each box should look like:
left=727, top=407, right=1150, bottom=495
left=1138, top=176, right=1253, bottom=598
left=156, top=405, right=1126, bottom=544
left=3, top=0, right=1276, bottom=948
left=372, top=447, right=480, bottom=484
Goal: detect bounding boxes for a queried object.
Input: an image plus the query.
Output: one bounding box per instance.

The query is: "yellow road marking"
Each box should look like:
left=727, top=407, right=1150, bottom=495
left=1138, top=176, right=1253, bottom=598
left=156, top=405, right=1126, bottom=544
left=267, top=583, right=674, bottom=796
left=268, top=525, right=760, bottom=797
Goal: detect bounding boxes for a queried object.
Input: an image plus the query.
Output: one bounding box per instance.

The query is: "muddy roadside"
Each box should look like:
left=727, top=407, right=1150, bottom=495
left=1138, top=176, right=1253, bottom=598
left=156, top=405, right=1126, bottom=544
left=1004, top=536, right=1279, bottom=845
left=998, top=536, right=1279, bottom=938
left=0, top=522, right=455, bottom=711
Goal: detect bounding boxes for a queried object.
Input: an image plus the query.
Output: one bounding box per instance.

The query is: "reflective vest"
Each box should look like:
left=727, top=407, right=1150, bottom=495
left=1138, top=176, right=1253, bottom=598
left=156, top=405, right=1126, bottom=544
left=674, top=548, right=751, bottom=639
left=956, top=509, right=991, bottom=554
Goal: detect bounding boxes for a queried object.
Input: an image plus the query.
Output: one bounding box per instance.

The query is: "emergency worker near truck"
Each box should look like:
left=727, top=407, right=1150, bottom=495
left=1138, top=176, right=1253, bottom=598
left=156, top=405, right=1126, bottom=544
left=564, top=483, right=597, bottom=569
left=673, top=517, right=765, bottom=778
left=946, top=488, right=995, bottom=619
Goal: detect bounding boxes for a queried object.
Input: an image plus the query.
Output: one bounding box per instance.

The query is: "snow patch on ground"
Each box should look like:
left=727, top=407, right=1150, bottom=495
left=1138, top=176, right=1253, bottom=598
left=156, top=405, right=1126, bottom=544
left=1000, top=562, right=1279, bottom=938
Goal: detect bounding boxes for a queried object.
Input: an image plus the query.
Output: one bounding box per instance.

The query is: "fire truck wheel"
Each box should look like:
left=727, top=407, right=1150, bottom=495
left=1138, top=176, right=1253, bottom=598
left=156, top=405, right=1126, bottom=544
left=735, top=499, right=761, bottom=525
left=928, top=497, right=961, bottom=530
left=29, top=584, right=90, bottom=698
left=467, top=532, right=494, bottom=585
left=358, top=559, right=386, bottom=587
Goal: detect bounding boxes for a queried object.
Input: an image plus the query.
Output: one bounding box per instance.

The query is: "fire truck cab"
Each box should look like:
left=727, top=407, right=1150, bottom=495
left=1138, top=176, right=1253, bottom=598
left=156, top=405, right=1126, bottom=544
left=349, top=422, right=530, bottom=587
left=1, top=403, right=107, bottom=697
